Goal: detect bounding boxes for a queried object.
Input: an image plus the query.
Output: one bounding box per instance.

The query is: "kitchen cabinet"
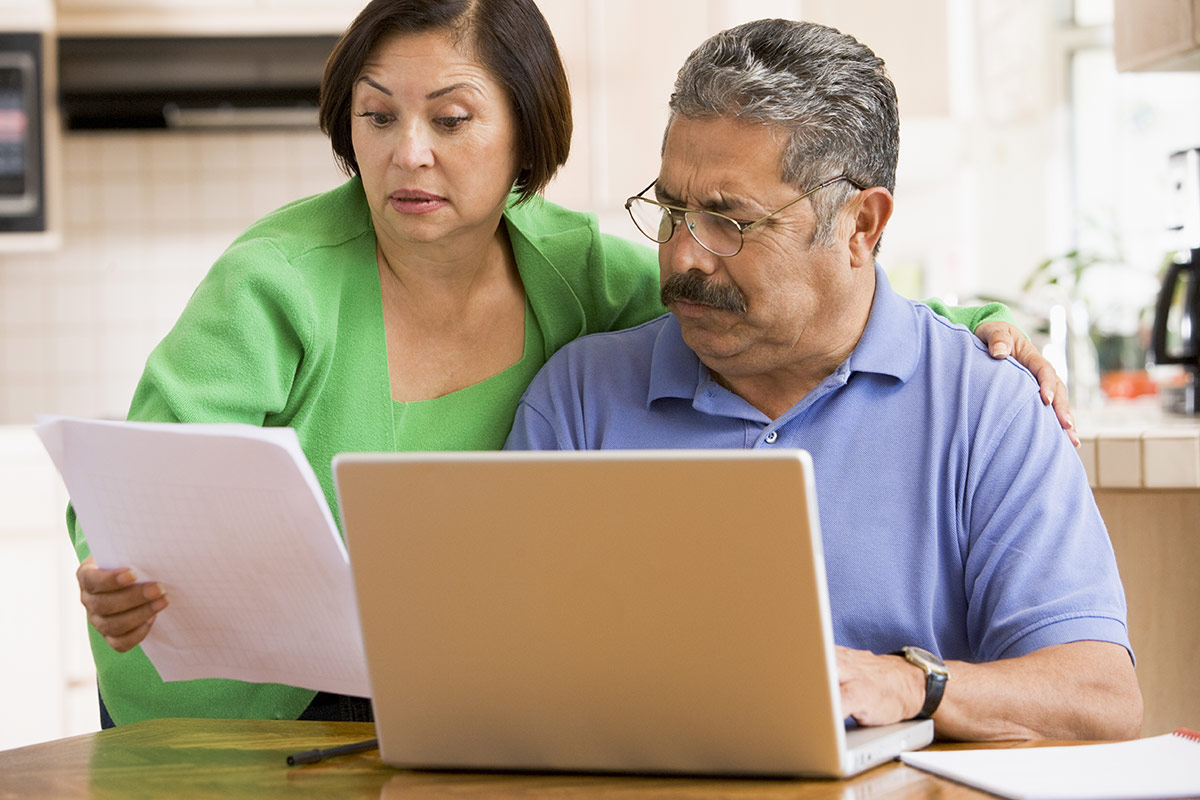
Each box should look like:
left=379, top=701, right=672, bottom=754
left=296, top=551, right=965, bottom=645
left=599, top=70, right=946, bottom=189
left=1075, top=404, right=1200, bottom=736
left=1096, top=489, right=1200, bottom=737
left=55, top=0, right=364, bottom=36
left=1114, top=0, right=1200, bottom=71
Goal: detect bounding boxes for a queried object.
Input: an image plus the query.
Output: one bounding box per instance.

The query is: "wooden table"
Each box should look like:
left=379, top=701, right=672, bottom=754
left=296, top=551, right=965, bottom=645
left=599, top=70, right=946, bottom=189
left=0, top=717, right=1076, bottom=799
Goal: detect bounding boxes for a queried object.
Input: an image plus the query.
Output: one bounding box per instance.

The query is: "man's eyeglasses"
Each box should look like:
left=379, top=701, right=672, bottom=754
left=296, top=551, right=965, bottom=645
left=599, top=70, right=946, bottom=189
left=624, top=175, right=864, bottom=257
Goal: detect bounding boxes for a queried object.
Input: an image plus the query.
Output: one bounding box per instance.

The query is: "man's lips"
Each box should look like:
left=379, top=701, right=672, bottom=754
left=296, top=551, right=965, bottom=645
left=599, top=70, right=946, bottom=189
left=668, top=298, right=721, bottom=319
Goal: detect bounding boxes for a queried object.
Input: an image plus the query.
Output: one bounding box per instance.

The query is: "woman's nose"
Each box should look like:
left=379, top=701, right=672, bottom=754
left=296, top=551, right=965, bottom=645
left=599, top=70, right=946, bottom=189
left=393, top=124, right=434, bottom=170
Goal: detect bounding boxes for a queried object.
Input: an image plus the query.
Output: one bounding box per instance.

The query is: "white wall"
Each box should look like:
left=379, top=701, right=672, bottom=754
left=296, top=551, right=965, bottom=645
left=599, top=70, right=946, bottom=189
left=0, top=0, right=1078, bottom=425
left=0, top=426, right=95, bottom=749
left=0, top=131, right=346, bottom=423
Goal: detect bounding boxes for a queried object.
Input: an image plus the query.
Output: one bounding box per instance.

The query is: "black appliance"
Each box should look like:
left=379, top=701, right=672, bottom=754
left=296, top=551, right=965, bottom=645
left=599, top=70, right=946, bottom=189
left=57, top=35, right=338, bottom=131
left=0, top=32, right=44, bottom=234
left=1151, top=148, right=1200, bottom=414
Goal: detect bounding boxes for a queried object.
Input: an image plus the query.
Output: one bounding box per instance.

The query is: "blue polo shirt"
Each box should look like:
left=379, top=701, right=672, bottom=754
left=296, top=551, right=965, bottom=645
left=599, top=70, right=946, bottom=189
left=506, top=266, right=1131, bottom=663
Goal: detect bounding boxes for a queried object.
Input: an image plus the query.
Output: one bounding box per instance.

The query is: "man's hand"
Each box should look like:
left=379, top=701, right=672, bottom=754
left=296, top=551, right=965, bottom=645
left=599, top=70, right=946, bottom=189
left=837, top=641, right=1141, bottom=740
left=835, top=646, right=925, bottom=727
left=77, top=556, right=169, bottom=653
left=974, top=321, right=1078, bottom=447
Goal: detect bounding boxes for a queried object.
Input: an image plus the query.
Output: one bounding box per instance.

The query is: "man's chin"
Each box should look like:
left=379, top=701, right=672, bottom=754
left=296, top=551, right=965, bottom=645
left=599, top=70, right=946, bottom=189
left=675, top=315, right=745, bottom=363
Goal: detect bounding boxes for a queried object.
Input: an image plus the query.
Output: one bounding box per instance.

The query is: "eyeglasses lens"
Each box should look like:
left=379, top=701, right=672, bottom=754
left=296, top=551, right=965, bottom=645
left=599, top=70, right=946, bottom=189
left=628, top=198, right=742, bottom=256
left=627, top=198, right=673, bottom=243
left=686, top=213, right=741, bottom=257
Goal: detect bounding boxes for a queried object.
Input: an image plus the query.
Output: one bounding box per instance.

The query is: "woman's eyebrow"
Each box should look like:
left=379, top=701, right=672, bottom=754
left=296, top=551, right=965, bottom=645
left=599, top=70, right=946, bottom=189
left=356, top=75, right=392, bottom=96
left=355, top=78, right=480, bottom=102
left=426, top=82, right=477, bottom=100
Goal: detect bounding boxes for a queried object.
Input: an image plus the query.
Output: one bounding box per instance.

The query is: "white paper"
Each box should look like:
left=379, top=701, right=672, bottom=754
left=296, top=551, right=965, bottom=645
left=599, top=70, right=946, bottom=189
left=900, top=731, right=1200, bottom=800
left=35, top=415, right=369, bottom=697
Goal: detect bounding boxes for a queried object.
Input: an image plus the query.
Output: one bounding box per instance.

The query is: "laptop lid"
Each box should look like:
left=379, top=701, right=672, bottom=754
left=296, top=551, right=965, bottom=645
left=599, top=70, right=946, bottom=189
left=333, top=449, right=931, bottom=778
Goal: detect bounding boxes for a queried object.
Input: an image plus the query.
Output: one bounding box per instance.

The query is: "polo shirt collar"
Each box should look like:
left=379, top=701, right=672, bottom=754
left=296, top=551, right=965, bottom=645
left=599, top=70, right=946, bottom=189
left=648, top=314, right=706, bottom=403
left=847, top=264, right=921, bottom=383
left=646, top=263, right=920, bottom=408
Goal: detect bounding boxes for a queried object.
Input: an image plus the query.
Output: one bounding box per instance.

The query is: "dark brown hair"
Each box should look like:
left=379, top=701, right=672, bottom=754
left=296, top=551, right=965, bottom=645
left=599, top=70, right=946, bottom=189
left=319, top=0, right=572, bottom=204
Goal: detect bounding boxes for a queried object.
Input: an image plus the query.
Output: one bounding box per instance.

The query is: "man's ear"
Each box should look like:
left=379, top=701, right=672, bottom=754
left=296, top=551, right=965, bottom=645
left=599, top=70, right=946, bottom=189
left=848, top=187, right=894, bottom=268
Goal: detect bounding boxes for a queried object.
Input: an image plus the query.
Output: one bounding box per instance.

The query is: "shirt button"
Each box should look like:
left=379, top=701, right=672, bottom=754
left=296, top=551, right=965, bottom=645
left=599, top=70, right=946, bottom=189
left=764, top=431, right=778, bottom=444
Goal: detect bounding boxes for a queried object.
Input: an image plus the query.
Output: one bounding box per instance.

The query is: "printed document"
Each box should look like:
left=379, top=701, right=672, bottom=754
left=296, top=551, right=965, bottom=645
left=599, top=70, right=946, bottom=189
left=36, top=415, right=369, bottom=697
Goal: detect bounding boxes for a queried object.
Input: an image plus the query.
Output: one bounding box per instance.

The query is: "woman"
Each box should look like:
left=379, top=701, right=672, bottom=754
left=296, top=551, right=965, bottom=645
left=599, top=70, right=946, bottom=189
left=70, top=0, right=1070, bottom=727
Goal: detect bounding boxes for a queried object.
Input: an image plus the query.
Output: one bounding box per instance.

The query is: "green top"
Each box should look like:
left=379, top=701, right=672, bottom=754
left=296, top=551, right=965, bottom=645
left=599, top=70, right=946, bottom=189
left=67, top=176, right=1011, bottom=725
left=392, top=303, right=546, bottom=451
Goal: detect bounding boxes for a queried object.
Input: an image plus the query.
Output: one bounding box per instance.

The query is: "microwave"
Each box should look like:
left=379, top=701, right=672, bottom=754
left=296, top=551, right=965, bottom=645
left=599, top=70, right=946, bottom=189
left=0, top=32, right=44, bottom=233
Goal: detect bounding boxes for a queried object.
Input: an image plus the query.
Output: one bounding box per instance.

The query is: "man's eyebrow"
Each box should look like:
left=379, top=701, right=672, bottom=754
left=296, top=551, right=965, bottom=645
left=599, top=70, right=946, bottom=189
left=652, top=182, right=683, bottom=205
left=356, top=75, right=392, bottom=96
left=654, top=183, right=746, bottom=214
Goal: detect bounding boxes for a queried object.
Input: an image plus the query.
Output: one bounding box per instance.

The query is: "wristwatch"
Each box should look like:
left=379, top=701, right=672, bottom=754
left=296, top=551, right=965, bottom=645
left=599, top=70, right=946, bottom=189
left=893, top=646, right=950, bottom=720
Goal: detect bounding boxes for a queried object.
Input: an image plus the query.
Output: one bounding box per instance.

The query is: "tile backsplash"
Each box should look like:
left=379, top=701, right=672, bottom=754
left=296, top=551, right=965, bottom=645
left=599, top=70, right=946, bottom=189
left=0, top=129, right=346, bottom=424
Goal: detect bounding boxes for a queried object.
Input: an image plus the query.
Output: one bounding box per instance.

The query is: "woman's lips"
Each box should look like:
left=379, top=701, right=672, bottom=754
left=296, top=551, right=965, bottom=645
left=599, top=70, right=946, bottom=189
left=389, top=190, right=448, bottom=214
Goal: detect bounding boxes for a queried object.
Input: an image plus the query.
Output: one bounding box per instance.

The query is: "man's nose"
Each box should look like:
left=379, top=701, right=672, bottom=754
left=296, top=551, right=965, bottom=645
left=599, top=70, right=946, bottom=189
left=662, top=218, right=719, bottom=275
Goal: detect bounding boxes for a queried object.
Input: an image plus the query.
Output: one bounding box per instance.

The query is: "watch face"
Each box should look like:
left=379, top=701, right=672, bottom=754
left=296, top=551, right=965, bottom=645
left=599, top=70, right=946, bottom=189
left=905, top=646, right=950, bottom=677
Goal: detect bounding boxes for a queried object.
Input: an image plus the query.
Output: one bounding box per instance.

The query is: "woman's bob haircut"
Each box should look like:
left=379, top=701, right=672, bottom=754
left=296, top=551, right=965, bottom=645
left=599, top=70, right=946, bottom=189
left=319, top=0, right=572, bottom=205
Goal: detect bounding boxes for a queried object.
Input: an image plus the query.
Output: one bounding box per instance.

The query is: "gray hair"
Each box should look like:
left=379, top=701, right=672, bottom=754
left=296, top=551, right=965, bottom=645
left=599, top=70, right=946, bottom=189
left=667, top=18, right=899, bottom=250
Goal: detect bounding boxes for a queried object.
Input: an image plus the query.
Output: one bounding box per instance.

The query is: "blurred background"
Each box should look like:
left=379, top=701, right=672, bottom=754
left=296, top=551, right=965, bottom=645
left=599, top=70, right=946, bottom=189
left=1, top=0, right=1198, bottom=750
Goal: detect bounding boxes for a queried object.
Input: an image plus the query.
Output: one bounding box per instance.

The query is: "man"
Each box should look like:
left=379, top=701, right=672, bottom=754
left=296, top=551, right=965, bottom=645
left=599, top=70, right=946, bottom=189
left=505, top=19, right=1142, bottom=741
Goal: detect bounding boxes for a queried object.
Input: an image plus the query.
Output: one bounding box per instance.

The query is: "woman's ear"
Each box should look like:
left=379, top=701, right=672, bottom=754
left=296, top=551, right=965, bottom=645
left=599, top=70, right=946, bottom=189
left=848, top=187, right=894, bottom=268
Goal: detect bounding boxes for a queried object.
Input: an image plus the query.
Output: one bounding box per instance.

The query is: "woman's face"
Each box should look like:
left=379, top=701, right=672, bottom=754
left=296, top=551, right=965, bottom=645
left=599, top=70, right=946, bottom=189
left=351, top=30, right=521, bottom=251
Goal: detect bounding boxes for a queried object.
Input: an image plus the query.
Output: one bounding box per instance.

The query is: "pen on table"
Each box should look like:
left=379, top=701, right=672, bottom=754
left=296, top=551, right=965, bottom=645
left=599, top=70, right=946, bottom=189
left=286, top=738, right=379, bottom=766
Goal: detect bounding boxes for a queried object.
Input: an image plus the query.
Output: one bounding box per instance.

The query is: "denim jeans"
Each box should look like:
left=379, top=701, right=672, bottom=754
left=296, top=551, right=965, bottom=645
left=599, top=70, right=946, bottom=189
left=296, top=692, right=375, bottom=722
left=98, top=690, right=374, bottom=727
left=98, top=692, right=116, bottom=729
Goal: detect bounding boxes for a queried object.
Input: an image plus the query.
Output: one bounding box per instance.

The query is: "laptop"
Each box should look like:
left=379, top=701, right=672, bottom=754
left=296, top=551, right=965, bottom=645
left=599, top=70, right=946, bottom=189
left=332, top=449, right=933, bottom=778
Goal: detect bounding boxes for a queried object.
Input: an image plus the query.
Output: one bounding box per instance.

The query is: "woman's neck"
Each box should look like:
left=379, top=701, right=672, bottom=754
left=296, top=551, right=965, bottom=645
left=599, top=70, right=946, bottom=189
left=376, top=218, right=519, bottom=312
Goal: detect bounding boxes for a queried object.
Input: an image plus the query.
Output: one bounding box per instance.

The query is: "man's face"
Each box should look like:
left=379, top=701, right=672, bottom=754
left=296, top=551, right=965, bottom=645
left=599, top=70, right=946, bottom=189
left=655, top=116, right=862, bottom=382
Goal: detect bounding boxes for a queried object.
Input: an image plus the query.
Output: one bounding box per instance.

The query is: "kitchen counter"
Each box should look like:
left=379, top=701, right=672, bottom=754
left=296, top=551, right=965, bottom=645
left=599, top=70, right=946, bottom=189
left=1075, top=400, right=1200, bottom=488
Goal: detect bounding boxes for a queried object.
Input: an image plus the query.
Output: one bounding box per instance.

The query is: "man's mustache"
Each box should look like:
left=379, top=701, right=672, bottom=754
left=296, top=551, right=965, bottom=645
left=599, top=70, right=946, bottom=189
left=660, top=272, right=747, bottom=314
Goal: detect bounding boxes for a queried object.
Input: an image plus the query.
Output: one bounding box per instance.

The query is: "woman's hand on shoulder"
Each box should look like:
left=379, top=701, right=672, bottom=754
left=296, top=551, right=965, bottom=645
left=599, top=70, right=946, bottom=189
left=77, top=557, right=169, bottom=653
left=974, top=320, right=1078, bottom=448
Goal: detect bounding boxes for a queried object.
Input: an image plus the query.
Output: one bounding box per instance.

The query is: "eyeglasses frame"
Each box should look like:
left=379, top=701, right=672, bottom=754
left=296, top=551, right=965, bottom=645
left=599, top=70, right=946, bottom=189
left=624, top=174, right=866, bottom=257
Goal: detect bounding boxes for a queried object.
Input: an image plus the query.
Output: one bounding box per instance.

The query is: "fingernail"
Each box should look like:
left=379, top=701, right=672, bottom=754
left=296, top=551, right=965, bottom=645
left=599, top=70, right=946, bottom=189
left=144, top=583, right=164, bottom=600
left=116, top=571, right=137, bottom=586
left=150, top=597, right=169, bottom=612
left=992, top=344, right=1010, bottom=358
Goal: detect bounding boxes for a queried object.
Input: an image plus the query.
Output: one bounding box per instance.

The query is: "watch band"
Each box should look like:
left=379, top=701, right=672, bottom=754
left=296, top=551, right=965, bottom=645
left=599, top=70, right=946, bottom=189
left=892, top=646, right=949, bottom=720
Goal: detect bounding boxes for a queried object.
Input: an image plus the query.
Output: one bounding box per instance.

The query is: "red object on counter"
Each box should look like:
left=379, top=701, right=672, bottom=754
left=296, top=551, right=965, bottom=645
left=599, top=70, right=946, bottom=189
left=1101, top=370, right=1159, bottom=399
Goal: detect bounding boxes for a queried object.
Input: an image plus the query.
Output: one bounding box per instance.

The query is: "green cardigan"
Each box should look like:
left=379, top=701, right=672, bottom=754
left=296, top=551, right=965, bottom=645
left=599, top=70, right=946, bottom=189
left=67, top=176, right=1011, bottom=725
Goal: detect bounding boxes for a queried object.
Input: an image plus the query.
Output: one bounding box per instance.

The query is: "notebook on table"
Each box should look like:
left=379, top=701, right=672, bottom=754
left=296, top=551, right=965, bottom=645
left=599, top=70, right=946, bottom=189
left=332, top=449, right=933, bottom=778
left=899, top=728, right=1200, bottom=800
